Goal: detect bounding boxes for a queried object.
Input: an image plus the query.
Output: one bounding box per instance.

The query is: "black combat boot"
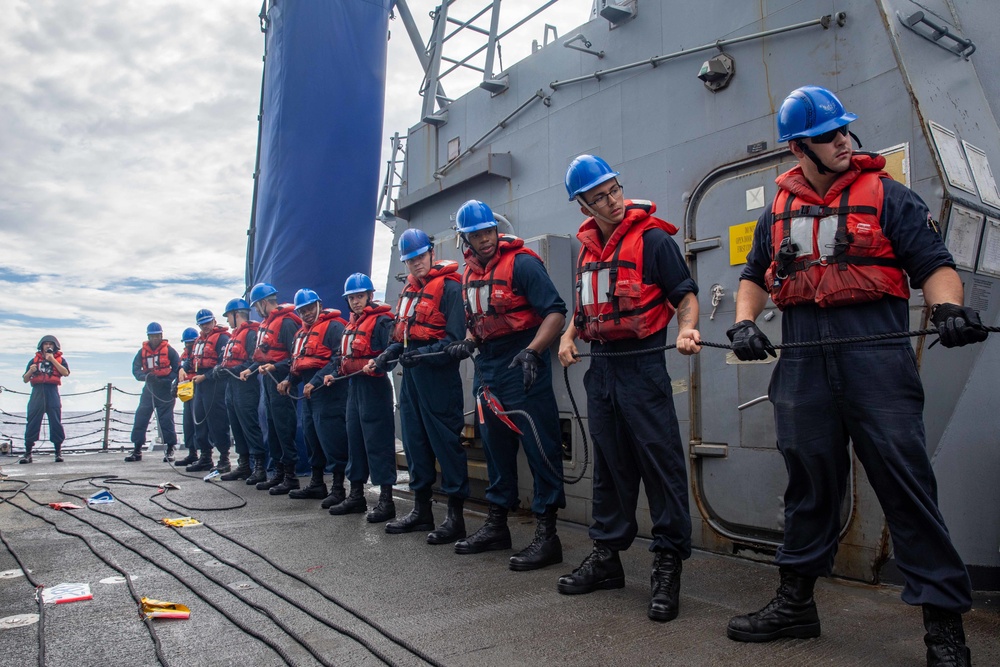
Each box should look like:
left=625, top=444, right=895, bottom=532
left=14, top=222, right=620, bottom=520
left=162, top=445, right=174, bottom=463
left=186, top=452, right=214, bottom=472
left=124, top=445, right=143, bottom=462
left=557, top=542, right=626, bottom=595
left=726, top=567, right=821, bottom=642
left=54, top=445, right=64, bottom=463
left=321, top=471, right=346, bottom=509
left=454, top=504, right=511, bottom=554
left=213, top=453, right=231, bottom=474
left=648, top=550, right=682, bottom=622
left=923, top=605, right=972, bottom=667
left=256, top=462, right=285, bottom=490
left=329, top=481, right=367, bottom=515
left=245, top=456, right=267, bottom=485
left=289, top=468, right=328, bottom=499
left=366, top=485, right=396, bottom=523
left=175, top=449, right=199, bottom=466
left=385, top=490, right=434, bottom=534
left=509, top=507, right=563, bottom=571
left=269, top=469, right=301, bottom=495
left=220, top=456, right=251, bottom=481
left=427, top=496, right=466, bottom=545
left=19, top=442, right=33, bottom=464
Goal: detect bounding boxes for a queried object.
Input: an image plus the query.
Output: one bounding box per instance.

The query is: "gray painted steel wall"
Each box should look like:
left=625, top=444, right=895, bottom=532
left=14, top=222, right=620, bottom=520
left=387, top=0, right=1000, bottom=587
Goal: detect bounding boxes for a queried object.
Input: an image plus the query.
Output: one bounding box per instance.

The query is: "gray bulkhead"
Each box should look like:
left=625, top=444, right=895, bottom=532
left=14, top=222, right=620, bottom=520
left=386, top=0, right=1000, bottom=589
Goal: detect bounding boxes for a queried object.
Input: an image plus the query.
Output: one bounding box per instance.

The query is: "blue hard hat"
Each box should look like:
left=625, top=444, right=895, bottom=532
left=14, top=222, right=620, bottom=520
left=399, top=228, right=433, bottom=261
left=777, top=85, right=857, bottom=142
left=223, top=298, right=250, bottom=316
left=146, top=322, right=163, bottom=336
left=565, top=155, right=620, bottom=201
left=294, top=288, right=321, bottom=310
left=195, top=309, right=215, bottom=325
left=455, top=200, right=498, bottom=234
left=343, top=273, right=375, bottom=297
left=249, top=282, right=278, bottom=306
left=181, top=327, right=199, bottom=343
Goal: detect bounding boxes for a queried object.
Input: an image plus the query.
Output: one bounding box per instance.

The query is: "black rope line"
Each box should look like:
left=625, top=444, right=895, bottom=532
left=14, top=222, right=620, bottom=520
left=38, top=482, right=301, bottom=667
left=76, top=474, right=446, bottom=667
left=59, top=477, right=386, bottom=667
left=0, top=480, right=46, bottom=667
left=0, top=480, right=170, bottom=667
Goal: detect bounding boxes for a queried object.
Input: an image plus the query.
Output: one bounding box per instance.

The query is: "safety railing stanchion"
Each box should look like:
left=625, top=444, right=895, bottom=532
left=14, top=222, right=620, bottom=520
left=102, top=383, right=113, bottom=451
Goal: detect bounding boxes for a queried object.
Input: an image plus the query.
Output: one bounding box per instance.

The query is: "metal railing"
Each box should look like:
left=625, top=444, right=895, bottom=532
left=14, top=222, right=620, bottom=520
left=0, top=383, right=178, bottom=454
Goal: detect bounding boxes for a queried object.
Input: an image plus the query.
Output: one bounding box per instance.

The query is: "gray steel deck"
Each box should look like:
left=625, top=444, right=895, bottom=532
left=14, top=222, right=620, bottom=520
left=0, top=451, right=997, bottom=667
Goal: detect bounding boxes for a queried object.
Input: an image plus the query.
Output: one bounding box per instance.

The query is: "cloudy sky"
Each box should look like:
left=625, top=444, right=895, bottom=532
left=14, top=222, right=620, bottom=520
left=0, top=0, right=588, bottom=413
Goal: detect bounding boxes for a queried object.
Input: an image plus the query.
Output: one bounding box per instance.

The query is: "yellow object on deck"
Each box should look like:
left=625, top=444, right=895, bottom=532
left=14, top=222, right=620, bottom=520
left=141, top=597, right=191, bottom=619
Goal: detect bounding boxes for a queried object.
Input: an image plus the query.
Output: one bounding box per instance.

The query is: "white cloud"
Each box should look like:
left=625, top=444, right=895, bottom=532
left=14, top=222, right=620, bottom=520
left=0, top=0, right=590, bottom=411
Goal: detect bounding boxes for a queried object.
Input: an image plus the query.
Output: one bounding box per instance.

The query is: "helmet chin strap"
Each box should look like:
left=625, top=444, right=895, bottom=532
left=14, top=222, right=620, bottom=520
left=576, top=196, right=618, bottom=226
left=797, top=131, right=863, bottom=176
left=797, top=140, right=832, bottom=175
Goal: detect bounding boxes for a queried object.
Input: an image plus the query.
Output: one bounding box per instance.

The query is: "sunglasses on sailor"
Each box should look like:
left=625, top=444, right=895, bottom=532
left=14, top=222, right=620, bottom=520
left=809, top=125, right=850, bottom=145
left=586, top=183, right=624, bottom=209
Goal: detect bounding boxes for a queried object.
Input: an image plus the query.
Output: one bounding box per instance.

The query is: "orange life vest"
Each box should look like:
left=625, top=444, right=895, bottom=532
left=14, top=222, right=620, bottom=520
left=192, top=325, right=229, bottom=372
left=29, top=351, right=64, bottom=386
left=462, top=235, right=544, bottom=342
left=221, top=321, right=260, bottom=368
left=340, top=303, right=393, bottom=375
left=764, top=153, right=909, bottom=309
left=392, top=260, right=461, bottom=343
left=291, top=310, right=347, bottom=374
left=253, top=305, right=302, bottom=363
left=141, top=340, right=173, bottom=378
left=575, top=200, right=676, bottom=342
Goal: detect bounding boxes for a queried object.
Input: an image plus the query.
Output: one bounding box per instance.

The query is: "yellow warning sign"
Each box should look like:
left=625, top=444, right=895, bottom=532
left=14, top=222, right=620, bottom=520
left=729, top=221, right=757, bottom=265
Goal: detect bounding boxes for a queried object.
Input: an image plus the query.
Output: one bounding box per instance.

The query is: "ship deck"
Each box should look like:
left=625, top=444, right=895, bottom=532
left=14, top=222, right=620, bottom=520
left=1, top=450, right=997, bottom=667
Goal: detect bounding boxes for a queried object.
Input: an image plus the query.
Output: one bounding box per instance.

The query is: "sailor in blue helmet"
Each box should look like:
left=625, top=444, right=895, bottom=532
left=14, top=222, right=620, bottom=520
left=558, top=155, right=702, bottom=622
left=727, top=85, right=986, bottom=666
left=445, top=200, right=568, bottom=572
left=276, top=288, right=349, bottom=506
left=19, top=335, right=70, bottom=464
left=241, top=282, right=303, bottom=494
left=331, top=273, right=397, bottom=522
left=367, top=229, right=471, bottom=544
left=186, top=309, right=232, bottom=473
left=214, top=298, right=265, bottom=482
left=125, top=323, right=180, bottom=463
left=175, top=327, right=201, bottom=466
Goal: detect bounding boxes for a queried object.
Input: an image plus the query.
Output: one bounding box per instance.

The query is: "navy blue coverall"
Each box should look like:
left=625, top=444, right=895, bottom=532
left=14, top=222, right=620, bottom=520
left=475, top=254, right=567, bottom=515
left=215, top=326, right=265, bottom=461
left=385, top=279, right=469, bottom=500
left=193, top=332, right=231, bottom=459
left=24, top=360, right=68, bottom=450
left=585, top=228, right=697, bottom=557
left=130, top=346, right=179, bottom=448
left=346, top=314, right=397, bottom=487
left=291, top=320, right=349, bottom=475
left=249, top=317, right=301, bottom=468
left=180, top=347, right=197, bottom=455
left=742, top=177, right=973, bottom=614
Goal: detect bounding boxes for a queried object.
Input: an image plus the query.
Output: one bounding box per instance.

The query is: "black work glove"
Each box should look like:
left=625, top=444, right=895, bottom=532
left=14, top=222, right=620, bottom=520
left=509, top=348, right=543, bottom=392
left=373, top=349, right=400, bottom=373
left=398, top=349, right=421, bottom=369
left=726, top=320, right=776, bottom=361
left=446, top=338, right=477, bottom=361
left=931, top=303, right=989, bottom=348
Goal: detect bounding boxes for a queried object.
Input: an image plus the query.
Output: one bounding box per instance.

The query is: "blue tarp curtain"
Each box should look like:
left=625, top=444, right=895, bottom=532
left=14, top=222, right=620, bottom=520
left=250, top=0, right=391, bottom=313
